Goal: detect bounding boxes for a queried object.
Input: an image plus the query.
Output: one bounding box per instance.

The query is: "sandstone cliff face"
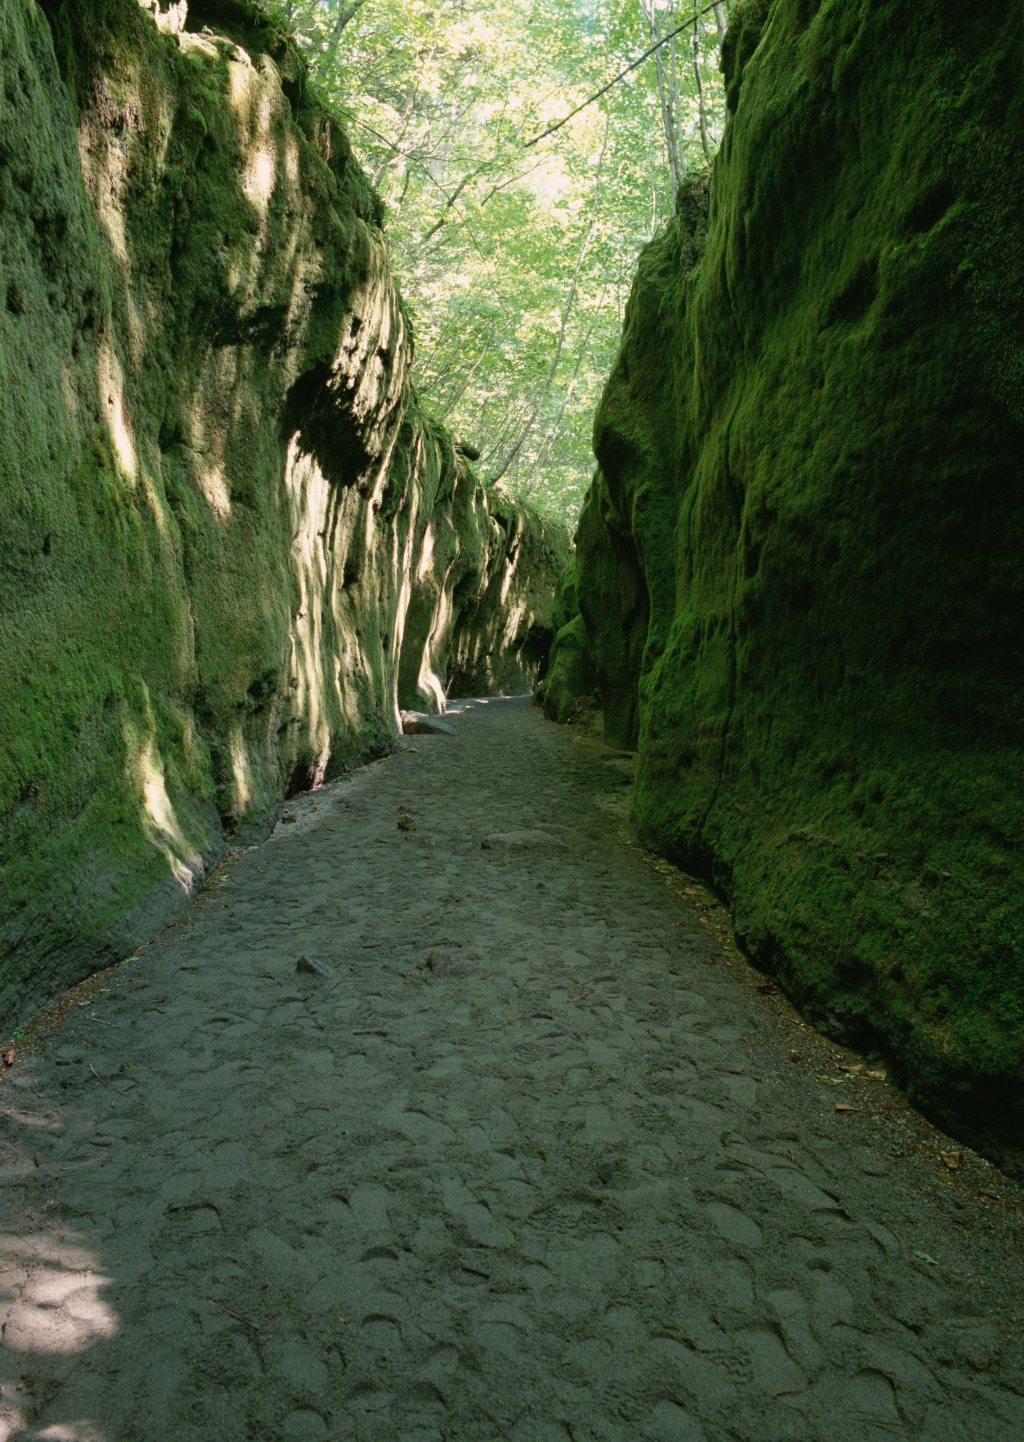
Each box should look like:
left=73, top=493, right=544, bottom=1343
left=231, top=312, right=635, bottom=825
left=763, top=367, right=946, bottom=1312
left=549, top=0, right=1024, bottom=1164
left=0, top=0, right=566, bottom=1019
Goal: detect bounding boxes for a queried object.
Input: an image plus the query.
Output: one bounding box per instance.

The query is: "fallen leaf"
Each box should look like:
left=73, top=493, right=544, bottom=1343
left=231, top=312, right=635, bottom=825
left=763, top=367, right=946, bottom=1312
left=570, top=994, right=587, bottom=1002
left=672, top=920, right=687, bottom=927
left=1, top=1049, right=14, bottom=1067
left=866, top=1067, right=888, bottom=1081
left=940, top=1151, right=962, bottom=1170
left=834, top=1103, right=860, bottom=1114
left=913, top=1250, right=939, bottom=1267
left=282, top=815, right=297, bottom=824
left=842, top=1063, right=865, bottom=1076
left=756, top=983, right=779, bottom=995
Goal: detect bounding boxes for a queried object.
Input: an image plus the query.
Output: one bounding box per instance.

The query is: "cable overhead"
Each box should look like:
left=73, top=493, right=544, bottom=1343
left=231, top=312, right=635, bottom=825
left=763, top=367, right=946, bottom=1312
left=524, top=0, right=723, bottom=147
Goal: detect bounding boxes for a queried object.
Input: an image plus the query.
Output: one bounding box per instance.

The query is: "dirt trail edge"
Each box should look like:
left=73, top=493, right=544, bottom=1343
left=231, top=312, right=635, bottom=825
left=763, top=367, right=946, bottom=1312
left=2, top=698, right=1023, bottom=1442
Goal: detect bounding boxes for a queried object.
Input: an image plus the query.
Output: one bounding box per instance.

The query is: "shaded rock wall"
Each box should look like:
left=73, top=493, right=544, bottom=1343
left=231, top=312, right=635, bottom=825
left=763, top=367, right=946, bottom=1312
left=0, top=0, right=566, bottom=1020
left=553, top=0, right=1024, bottom=1164
left=535, top=555, right=598, bottom=726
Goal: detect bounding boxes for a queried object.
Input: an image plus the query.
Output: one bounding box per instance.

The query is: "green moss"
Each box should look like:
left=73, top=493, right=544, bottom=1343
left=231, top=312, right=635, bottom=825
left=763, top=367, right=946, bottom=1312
left=571, top=1, right=1024, bottom=1168
left=0, top=0, right=565, bottom=1024
left=537, top=615, right=598, bottom=725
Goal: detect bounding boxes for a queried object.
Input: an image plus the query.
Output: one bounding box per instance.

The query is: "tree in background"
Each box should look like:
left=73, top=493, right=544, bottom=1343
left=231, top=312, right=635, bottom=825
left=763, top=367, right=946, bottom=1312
left=270, top=0, right=731, bottom=525
left=637, top=0, right=729, bottom=179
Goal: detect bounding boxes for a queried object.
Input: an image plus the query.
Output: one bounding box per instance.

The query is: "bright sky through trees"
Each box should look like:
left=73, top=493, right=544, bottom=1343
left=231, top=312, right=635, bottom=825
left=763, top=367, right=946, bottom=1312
left=272, top=0, right=732, bottom=523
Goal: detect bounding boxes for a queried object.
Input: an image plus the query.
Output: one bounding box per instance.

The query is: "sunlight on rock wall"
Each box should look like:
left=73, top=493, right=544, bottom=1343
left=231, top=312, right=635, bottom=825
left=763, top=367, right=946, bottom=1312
left=0, top=0, right=568, bottom=1021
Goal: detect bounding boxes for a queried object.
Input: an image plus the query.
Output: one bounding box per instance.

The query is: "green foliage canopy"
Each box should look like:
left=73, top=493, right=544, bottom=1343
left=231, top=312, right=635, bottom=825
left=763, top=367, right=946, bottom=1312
left=273, top=0, right=731, bottom=524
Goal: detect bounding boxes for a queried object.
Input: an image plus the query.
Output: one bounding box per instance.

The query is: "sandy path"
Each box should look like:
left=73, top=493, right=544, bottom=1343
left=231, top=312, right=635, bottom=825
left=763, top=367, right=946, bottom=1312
left=2, top=697, right=1023, bottom=1442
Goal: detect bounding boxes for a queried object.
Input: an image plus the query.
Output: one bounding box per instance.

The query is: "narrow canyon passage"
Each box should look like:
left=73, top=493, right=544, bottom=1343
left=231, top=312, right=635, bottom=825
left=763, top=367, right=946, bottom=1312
left=2, top=699, right=1022, bottom=1442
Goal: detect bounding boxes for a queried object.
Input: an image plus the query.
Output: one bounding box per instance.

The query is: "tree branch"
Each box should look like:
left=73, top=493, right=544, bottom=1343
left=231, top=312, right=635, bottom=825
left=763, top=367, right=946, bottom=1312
left=524, top=0, right=723, bottom=147
left=325, top=0, right=369, bottom=62
left=489, top=117, right=611, bottom=484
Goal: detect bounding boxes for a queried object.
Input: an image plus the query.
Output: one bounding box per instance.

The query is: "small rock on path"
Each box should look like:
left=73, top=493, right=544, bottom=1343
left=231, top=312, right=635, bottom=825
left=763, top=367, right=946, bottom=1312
left=2, top=698, right=1023, bottom=1441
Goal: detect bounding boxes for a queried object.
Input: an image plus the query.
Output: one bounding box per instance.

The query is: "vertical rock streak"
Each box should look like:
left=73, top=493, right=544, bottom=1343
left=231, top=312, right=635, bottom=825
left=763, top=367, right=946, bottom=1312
left=0, top=0, right=567, bottom=1017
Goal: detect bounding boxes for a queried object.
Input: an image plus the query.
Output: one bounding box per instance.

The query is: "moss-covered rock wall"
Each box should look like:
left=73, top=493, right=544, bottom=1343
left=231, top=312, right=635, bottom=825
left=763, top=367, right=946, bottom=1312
left=555, top=0, right=1024, bottom=1166
left=0, top=0, right=566, bottom=1021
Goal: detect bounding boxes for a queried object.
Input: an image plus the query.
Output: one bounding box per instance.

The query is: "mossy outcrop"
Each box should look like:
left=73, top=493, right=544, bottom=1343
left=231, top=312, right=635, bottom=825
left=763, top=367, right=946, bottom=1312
left=536, top=556, right=599, bottom=726
left=0, top=0, right=566, bottom=1021
left=557, top=1, right=1024, bottom=1165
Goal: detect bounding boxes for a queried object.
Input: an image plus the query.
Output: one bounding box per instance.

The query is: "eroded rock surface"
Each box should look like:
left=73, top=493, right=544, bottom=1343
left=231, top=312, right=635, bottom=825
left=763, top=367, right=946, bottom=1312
left=547, top=0, right=1024, bottom=1167
left=0, top=0, right=566, bottom=1018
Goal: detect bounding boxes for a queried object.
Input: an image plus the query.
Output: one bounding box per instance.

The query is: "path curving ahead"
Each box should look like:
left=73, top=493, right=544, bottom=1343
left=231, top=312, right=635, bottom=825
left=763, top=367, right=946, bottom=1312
left=2, top=698, right=1023, bottom=1442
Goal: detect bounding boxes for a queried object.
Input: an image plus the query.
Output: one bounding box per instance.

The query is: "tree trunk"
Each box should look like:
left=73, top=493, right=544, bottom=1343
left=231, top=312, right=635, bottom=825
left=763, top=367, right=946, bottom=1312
left=488, top=120, right=611, bottom=485
left=692, top=20, right=712, bottom=162
left=326, top=0, right=369, bottom=63
left=532, top=310, right=600, bottom=476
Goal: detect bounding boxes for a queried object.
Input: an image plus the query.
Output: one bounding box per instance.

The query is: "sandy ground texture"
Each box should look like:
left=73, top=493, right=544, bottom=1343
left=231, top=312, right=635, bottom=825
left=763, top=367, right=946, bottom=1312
left=2, top=696, right=1024, bottom=1442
